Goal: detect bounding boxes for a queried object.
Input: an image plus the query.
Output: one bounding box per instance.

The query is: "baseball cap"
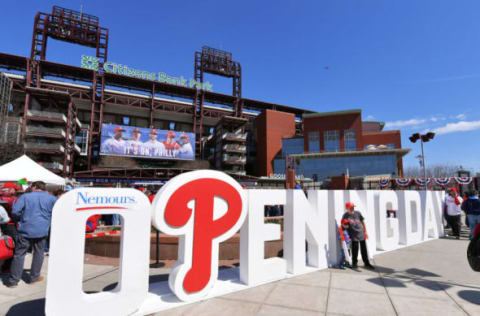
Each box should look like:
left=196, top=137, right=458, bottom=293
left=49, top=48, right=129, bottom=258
left=180, top=133, right=190, bottom=141
left=449, top=188, right=457, bottom=193
left=167, top=131, right=176, bottom=138
left=114, top=126, right=125, bottom=133
left=149, top=129, right=158, bottom=135
left=341, top=219, right=350, bottom=225
left=345, top=202, right=355, bottom=209
left=132, top=128, right=141, bottom=133
left=2, top=182, right=20, bottom=191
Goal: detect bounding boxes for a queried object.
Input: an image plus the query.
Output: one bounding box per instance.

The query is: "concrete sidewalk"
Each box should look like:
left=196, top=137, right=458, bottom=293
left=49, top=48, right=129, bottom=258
left=1, top=235, right=480, bottom=315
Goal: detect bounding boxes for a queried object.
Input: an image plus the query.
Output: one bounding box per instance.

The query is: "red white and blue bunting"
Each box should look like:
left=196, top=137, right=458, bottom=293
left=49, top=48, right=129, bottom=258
left=433, top=177, right=451, bottom=186
left=414, top=178, right=432, bottom=186
left=454, top=177, right=472, bottom=185
left=395, top=178, right=412, bottom=187
left=379, top=179, right=391, bottom=187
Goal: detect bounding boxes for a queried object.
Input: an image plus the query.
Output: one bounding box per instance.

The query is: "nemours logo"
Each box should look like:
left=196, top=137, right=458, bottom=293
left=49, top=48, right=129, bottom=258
left=75, top=192, right=136, bottom=211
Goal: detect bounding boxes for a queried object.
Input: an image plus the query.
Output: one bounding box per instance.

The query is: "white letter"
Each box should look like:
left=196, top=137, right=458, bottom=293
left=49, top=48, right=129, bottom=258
left=240, top=190, right=286, bottom=286
left=284, top=190, right=329, bottom=274
left=46, top=188, right=151, bottom=316
left=397, top=191, right=422, bottom=245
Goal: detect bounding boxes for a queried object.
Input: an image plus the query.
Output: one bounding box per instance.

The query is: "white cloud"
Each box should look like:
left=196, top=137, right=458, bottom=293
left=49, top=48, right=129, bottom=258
left=432, top=120, right=480, bottom=135
left=365, top=115, right=375, bottom=120
left=385, top=118, right=426, bottom=129
left=456, top=114, right=466, bottom=120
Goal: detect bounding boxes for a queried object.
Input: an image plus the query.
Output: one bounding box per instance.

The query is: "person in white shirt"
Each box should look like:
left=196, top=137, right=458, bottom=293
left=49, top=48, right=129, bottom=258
left=445, top=188, right=463, bottom=239
left=0, top=204, right=10, bottom=227
left=101, top=126, right=127, bottom=155
left=143, top=129, right=166, bottom=157
left=126, top=128, right=145, bottom=156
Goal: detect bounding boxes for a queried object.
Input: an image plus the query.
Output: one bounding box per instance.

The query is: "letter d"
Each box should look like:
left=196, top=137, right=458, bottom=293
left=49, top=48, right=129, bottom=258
left=152, top=170, right=246, bottom=302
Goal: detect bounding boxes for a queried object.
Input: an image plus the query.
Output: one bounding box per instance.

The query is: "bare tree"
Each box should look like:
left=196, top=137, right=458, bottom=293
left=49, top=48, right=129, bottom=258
left=0, top=143, right=23, bottom=166
left=404, top=164, right=470, bottom=178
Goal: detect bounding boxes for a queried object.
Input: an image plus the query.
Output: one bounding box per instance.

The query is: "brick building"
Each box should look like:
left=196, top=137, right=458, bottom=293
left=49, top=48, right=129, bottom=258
left=272, top=109, right=409, bottom=181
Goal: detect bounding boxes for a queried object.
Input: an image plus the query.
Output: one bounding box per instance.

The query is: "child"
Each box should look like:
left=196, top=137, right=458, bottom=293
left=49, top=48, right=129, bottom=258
left=338, top=219, right=352, bottom=269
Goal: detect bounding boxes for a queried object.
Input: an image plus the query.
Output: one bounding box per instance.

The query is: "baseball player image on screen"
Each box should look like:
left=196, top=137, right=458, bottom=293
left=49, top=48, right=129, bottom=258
left=101, top=126, right=127, bottom=155
left=163, top=131, right=180, bottom=158
left=126, top=128, right=145, bottom=156
left=143, top=129, right=166, bottom=157
left=178, top=133, right=194, bottom=159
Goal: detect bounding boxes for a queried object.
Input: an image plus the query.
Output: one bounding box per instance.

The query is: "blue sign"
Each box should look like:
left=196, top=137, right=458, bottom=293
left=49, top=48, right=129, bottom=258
left=100, top=124, right=195, bottom=160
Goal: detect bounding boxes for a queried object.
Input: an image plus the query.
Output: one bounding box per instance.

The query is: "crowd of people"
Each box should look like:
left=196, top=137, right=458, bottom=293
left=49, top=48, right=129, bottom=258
left=445, top=187, right=480, bottom=239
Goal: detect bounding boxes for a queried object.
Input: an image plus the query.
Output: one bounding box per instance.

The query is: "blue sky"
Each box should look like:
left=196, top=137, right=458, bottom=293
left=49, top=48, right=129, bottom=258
left=1, top=1, right=480, bottom=172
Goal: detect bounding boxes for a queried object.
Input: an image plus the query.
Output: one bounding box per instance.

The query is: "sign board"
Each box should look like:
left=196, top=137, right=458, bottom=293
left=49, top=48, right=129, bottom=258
left=81, top=55, right=213, bottom=91
left=100, top=124, right=195, bottom=160
left=46, top=170, right=444, bottom=315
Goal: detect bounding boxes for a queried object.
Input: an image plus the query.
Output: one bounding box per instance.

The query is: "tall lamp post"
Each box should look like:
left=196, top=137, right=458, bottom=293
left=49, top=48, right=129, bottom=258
left=409, top=132, right=435, bottom=190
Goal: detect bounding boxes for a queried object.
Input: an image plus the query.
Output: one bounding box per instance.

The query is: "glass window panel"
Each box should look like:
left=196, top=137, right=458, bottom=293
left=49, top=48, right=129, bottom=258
left=344, top=130, right=356, bottom=152
left=308, top=131, right=320, bottom=153
left=324, top=130, right=340, bottom=152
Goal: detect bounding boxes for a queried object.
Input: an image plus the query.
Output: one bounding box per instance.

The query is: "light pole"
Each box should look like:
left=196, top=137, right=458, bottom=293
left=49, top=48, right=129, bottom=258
left=409, top=132, right=435, bottom=190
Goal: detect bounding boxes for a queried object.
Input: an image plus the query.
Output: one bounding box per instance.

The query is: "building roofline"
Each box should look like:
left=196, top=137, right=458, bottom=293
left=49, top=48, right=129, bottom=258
left=303, top=109, right=362, bottom=119
left=290, top=148, right=410, bottom=159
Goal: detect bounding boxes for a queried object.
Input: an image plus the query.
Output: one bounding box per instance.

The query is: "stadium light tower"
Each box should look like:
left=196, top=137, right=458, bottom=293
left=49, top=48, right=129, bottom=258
left=409, top=132, right=435, bottom=190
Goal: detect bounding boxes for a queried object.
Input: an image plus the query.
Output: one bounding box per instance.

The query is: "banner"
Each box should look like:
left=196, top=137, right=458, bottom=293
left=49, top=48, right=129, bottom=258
left=433, top=177, right=451, bottom=186
left=454, top=177, right=472, bottom=185
left=379, top=179, right=390, bottom=187
left=395, top=178, right=411, bottom=187
left=100, top=124, right=195, bottom=160
left=414, top=178, right=432, bottom=186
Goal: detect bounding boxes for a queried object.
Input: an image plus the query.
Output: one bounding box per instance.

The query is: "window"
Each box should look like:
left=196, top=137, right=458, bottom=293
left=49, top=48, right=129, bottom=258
left=75, top=129, right=89, bottom=156
left=308, top=131, right=320, bottom=153
left=122, top=116, right=130, bottom=125
left=282, top=138, right=304, bottom=156
left=169, top=122, right=176, bottom=130
left=324, top=130, right=340, bottom=152
left=344, top=130, right=356, bottom=152
left=386, top=143, right=395, bottom=149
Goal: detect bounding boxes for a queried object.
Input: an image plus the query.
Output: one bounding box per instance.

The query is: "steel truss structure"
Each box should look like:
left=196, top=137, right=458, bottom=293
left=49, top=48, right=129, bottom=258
left=0, top=71, right=11, bottom=129
left=0, top=6, right=311, bottom=181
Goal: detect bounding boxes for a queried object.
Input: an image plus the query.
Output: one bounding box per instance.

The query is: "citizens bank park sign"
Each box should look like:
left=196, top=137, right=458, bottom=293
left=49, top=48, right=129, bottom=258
left=81, top=55, right=213, bottom=91
left=46, top=170, right=445, bottom=316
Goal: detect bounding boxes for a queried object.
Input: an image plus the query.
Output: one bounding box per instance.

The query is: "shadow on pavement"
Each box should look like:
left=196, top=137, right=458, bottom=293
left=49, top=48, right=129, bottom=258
left=405, top=268, right=440, bottom=277
left=367, top=277, right=406, bottom=288
left=7, top=298, right=45, bottom=316
left=458, top=290, right=480, bottom=305
left=103, top=273, right=169, bottom=291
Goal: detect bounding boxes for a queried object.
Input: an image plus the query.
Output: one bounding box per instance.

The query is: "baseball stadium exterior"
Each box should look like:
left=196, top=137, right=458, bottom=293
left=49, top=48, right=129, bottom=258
left=0, top=6, right=409, bottom=186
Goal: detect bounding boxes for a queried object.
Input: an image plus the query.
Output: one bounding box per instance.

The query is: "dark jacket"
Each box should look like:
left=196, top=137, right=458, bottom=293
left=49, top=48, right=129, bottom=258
left=461, top=197, right=480, bottom=215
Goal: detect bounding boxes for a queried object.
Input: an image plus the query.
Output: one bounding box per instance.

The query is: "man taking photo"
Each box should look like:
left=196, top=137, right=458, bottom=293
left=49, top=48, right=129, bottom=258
left=5, top=181, right=57, bottom=288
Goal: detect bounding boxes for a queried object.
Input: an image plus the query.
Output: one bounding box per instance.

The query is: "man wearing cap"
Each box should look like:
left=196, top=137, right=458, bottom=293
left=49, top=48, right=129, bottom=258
left=143, top=129, right=166, bottom=157
left=342, top=202, right=375, bottom=270
left=101, top=126, right=126, bottom=155
left=163, top=131, right=180, bottom=158
left=445, top=188, right=463, bottom=239
left=126, top=128, right=145, bottom=156
left=178, top=133, right=193, bottom=159
left=6, top=181, right=57, bottom=288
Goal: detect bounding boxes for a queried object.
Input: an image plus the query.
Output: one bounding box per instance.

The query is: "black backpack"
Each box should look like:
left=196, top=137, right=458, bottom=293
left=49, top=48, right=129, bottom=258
left=467, top=232, right=480, bottom=272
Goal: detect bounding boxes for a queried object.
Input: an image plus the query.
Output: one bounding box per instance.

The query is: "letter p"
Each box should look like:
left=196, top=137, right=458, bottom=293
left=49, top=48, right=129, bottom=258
left=152, top=170, right=247, bottom=302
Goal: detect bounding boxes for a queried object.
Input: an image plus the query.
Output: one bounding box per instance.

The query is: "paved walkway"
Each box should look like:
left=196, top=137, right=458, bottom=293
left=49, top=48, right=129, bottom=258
left=1, top=233, right=480, bottom=315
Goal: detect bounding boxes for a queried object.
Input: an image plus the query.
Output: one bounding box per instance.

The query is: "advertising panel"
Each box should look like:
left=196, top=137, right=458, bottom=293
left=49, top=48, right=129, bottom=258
left=100, top=124, right=195, bottom=160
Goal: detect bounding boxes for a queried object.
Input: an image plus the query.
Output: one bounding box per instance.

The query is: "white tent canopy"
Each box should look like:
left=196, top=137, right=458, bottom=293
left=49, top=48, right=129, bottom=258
left=0, top=155, right=66, bottom=185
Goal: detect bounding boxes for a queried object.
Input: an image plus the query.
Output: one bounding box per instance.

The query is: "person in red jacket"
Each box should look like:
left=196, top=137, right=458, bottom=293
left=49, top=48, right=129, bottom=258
left=86, top=215, right=102, bottom=233
left=0, top=183, right=20, bottom=274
